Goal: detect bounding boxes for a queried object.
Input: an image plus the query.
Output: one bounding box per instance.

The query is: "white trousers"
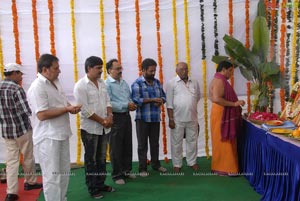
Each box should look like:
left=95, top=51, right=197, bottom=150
left=35, top=139, right=70, bottom=201
left=170, top=121, right=199, bottom=167
left=4, top=130, right=37, bottom=194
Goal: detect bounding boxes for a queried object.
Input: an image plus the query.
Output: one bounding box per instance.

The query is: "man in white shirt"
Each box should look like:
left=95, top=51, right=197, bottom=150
left=166, top=62, right=201, bottom=173
left=73, top=56, right=114, bottom=199
left=27, top=54, right=81, bottom=201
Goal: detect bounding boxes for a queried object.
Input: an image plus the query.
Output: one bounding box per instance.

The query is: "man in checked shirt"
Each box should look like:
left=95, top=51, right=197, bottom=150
left=0, top=63, right=42, bottom=201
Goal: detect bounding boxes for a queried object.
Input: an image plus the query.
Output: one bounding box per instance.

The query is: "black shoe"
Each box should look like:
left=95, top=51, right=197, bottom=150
left=24, top=182, right=43, bottom=190
left=5, top=194, right=19, bottom=201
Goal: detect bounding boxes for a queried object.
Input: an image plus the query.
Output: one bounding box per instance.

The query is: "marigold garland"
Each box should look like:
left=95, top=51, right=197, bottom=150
left=70, top=0, right=82, bottom=165
left=172, top=0, right=179, bottom=65
left=269, top=0, right=276, bottom=59
left=245, top=0, right=250, bottom=49
left=12, top=0, right=21, bottom=64
left=32, top=0, right=40, bottom=64
left=154, top=0, right=168, bottom=162
left=228, top=0, right=234, bottom=86
left=48, top=0, right=56, bottom=55
left=279, top=0, right=287, bottom=110
left=99, top=0, right=107, bottom=79
left=290, top=0, right=299, bottom=86
left=114, top=0, right=121, bottom=63
left=294, top=2, right=300, bottom=83
left=199, top=0, right=209, bottom=158
left=0, top=35, right=4, bottom=79
left=135, top=0, right=142, bottom=75
left=183, top=0, right=191, bottom=73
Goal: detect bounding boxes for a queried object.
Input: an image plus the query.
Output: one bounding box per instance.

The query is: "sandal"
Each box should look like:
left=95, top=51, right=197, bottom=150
left=99, top=185, right=116, bottom=192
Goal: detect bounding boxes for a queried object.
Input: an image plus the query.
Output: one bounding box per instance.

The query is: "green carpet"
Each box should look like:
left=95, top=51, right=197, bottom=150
left=35, top=157, right=260, bottom=201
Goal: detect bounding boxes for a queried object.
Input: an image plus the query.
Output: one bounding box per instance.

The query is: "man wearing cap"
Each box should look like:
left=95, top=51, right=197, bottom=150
left=0, top=63, right=42, bottom=201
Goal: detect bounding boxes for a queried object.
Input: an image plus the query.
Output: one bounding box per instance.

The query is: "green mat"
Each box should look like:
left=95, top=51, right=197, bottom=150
left=35, top=157, right=260, bottom=201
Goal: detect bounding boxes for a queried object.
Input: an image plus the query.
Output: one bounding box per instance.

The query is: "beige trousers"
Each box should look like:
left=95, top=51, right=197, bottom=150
left=4, top=130, right=37, bottom=194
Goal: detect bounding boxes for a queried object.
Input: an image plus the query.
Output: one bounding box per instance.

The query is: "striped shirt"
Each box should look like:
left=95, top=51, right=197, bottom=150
left=0, top=79, right=32, bottom=139
left=131, top=76, right=166, bottom=122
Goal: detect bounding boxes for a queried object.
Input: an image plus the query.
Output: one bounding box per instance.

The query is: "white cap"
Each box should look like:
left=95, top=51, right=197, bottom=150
left=4, top=63, right=24, bottom=73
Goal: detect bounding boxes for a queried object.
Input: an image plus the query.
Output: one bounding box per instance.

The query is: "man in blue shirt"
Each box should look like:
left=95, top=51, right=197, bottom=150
left=131, top=58, right=167, bottom=176
left=105, top=59, right=137, bottom=185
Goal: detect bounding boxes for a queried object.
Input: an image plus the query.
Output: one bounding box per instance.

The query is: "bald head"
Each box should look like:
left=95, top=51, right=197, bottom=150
left=176, top=62, right=188, bottom=82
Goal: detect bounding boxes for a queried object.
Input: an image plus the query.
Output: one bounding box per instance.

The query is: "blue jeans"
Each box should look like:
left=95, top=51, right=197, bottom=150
left=81, top=129, right=107, bottom=195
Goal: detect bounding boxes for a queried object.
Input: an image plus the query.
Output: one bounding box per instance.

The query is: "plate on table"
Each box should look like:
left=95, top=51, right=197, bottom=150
left=248, top=118, right=264, bottom=125
left=269, top=128, right=294, bottom=135
left=265, top=120, right=284, bottom=126
left=288, top=134, right=300, bottom=141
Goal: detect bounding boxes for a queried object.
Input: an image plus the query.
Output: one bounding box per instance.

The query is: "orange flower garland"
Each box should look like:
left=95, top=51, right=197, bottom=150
left=115, top=0, right=121, bottom=63
left=279, top=0, right=287, bottom=110
left=245, top=0, right=250, bottom=49
left=154, top=0, right=168, bottom=163
left=228, top=0, right=234, bottom=86
left=32, top=0, right=40, bottom=64
left=48, top=0, right=56, bottom=55
left=135, top=0, right=142, bottom=75
left=12, top=0, right=21, bottom=64
left=269, top=0, right=276, bottom=60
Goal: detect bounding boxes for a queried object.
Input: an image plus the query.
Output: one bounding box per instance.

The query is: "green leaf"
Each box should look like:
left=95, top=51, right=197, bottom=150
left=239, top=66, right=254, bottom=81
left=211, top=55, right=230, bottom=64
left=257, top=0, right=266, bottom=17
left=252, top=16, right=269, bottom=61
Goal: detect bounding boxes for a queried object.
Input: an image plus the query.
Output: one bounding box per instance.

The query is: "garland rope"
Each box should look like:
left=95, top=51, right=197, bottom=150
left=172, top=0, right=179, bottom=65
left=154, top=0, right=168, bottom=163
left=135, top=0, right=142, bottom=75
left=183, top=0, right=191, bottom=73
left=213, top=0, right=219, bottom=56
left=31, top=0, right=40, bottom=64
left=285, top=0, right=292, bottom=100
left=100, top=0, right=107, bottom=79
left=0, top=34, right=4, bottom=79
left=70, top=0, right=82, bottom=165
left=114, top=0, right=122, bottom=63
left=48, top=0, right=56, bottom=55
left=245, top=0, right=251, bottom=113
left=228, top=0, right=234, bottom=86
left=269, top=0, right=276, bottom=59
left=12, top=0, right=21, bottom=64
left=199, top=0, right=209, bottom=158
left=290, top=0, right=299, bottom=86
left=279, top=0, right=287, bottom=111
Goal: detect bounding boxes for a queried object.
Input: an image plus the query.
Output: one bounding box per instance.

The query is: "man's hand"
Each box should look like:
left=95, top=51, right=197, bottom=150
left=128, top=102, right=137, bottom=111
left=152, top=98, right=163, bottom=106
left=169, top=119, right=175, bottom=129
left=65, top=105, right=81, bottom=114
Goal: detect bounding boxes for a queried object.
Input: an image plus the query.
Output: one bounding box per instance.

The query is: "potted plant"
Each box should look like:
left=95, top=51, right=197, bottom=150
left=212, top=0, right=283, bottom=112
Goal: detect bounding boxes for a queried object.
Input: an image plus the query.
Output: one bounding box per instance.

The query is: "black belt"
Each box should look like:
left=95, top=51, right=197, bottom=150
left=113, top=112, right=129, bottom=115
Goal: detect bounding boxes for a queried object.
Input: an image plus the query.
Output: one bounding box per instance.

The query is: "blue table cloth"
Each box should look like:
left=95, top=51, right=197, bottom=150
left=238, top=120, right=300, bottom=201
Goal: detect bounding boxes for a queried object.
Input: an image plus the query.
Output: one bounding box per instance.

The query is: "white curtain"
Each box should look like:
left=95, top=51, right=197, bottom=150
left=0, top=0, right=260, bottom=162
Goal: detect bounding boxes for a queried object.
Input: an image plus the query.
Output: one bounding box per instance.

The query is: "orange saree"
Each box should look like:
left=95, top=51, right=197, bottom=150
left=210, top=103, right=239, bottom=175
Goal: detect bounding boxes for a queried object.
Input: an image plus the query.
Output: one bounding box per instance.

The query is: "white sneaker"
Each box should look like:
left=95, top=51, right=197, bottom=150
left=157, top=166, right=167, bottom=173
left=115, top=179, right=125, bottom=185
left=139, top=171, right=149, bottom=177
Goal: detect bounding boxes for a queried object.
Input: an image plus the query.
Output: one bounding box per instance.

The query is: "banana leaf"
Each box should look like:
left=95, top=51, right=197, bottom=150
left=252, top=16, right=269, bottom=61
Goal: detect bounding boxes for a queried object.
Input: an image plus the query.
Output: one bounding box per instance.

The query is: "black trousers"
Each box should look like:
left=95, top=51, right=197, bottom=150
left=136, top=120, right=161, bottom=172
left=109, top=112, right=133, bottom=181
left=81, top=129, right=107, bottom=195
